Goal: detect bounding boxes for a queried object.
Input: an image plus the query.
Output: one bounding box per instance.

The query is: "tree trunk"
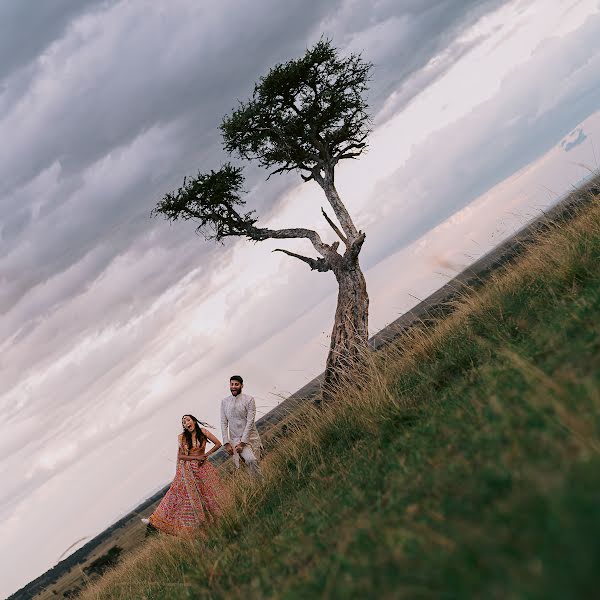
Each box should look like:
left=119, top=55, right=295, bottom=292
left=321, top=258, right=369, bottom=402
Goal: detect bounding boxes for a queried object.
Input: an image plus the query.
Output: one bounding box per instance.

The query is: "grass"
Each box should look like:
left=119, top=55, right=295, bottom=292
left=81, top=191, right=600, bottom=600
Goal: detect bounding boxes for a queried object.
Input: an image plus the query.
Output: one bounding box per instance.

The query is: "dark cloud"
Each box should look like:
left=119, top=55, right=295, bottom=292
left=0, top=0, right=341, bottom=193
left=0, top=0, right=115, bottom=82
left=0, top=0, right=341, bottom=313
left=0, top=0, right=511, bottom=342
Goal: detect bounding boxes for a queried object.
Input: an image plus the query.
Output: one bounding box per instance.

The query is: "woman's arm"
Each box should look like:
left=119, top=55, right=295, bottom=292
left=177, top=434, right=198, bottom=461
left=179, top=445, right=206, bottom=461
left=201, top=428, right=222, bottom=458
left=178, top=453, right=201, bottom=461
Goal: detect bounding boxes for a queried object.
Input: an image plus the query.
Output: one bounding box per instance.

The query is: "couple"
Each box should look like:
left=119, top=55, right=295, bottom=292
left=143, top=375, right=262, bottom=536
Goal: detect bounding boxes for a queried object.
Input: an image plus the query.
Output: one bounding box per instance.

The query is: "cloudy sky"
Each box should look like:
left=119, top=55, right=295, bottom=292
left=2, top=0, right=600, bottom=595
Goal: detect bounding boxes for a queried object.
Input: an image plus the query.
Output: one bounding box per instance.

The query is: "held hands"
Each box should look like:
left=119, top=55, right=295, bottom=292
left=224, top=442, right=246, bottom=455
left=190, top=448, right=207, bottom=464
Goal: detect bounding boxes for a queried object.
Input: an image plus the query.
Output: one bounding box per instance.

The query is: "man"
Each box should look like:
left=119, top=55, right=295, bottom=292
left=220, top=375, right=262, bottom=476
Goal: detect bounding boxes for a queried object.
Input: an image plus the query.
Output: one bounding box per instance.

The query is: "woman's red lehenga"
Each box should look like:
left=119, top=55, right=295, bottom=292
left=148, top=435, right=224, bottom=536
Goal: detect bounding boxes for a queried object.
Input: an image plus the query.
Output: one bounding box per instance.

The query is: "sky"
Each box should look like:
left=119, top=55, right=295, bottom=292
left=2, top=0, right=600, bottom=595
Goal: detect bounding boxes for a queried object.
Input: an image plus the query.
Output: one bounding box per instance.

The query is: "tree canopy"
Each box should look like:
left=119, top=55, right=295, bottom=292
left=221, top=39, right=372, bottom=183
left=154, top=39, right=372, bottom=252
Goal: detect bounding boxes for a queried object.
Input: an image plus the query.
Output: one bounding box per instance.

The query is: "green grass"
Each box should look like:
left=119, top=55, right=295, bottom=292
left=83, top=194, right=600, bottom=600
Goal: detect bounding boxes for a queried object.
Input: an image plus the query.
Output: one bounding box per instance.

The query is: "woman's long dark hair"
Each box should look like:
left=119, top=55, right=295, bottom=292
left=181, top=414, right=209, bottom=451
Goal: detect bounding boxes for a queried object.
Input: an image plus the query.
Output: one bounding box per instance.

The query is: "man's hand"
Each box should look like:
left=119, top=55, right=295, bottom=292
left=235, top=442, right=246, bottom=454
left=224, top=443, right=234, bottom=456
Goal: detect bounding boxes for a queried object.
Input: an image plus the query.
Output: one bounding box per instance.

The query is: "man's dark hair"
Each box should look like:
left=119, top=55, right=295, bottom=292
left=230, top=375, right=243, bottom=384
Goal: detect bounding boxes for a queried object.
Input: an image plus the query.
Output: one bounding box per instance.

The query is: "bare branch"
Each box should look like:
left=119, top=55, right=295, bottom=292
left=249, top=225, right=330, bottom=257
left=316, top=175, right=359, bottom=240
left=334, top=151, right=363, bottom=162
left=272, top=248, right=330, bottom=272
left=266, top=162, right=296, bottom=180
left=345, top=230, right=366, bottom=262
left=267, top=159, right=313, bottom=180
left=321, top=207, right=348, bottom=246
left=332, top=141, right=366, bottom=164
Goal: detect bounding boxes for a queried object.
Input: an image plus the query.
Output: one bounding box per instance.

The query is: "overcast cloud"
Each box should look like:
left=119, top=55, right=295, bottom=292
left=2, top=0, right=600, bottom=596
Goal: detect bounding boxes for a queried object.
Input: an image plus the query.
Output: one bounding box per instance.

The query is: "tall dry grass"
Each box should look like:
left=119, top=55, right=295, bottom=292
left=81, top=189, right=600, bottom=599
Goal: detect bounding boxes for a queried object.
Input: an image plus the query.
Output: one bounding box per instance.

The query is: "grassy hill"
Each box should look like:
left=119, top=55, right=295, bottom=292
left=81, top=189, right=600, bottom=600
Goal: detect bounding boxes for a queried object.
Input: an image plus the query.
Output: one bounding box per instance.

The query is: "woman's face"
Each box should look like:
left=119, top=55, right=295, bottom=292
left=182, top=416, right=195, bottom=432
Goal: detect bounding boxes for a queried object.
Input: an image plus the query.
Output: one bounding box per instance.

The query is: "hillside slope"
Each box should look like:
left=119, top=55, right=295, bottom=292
left=81, top=190, right=600, bottom=599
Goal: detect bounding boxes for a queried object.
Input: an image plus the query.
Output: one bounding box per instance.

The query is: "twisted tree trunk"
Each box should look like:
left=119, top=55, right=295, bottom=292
left=323, top=256, right=369, bottom=401
left=246, top=170, right=371, bottom=403
left=317, top=170, right=370, bottom=402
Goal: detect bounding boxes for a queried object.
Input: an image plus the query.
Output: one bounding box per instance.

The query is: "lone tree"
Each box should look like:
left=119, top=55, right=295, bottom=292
left=154, top=40, right=373, bottom=400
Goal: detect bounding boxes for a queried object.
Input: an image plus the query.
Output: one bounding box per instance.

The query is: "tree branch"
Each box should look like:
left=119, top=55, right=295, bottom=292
left=321, top=207, right=348, bottom=246
left=249, top=225, right=330, bottom=257
left=272, top=248, right=330, bottom=272
left=313, top=174, right=359, bottom=240
left=345, top=230, right=366, bottom=262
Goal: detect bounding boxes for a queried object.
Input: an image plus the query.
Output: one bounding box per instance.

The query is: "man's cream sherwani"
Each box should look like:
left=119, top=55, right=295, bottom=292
left=220, top=393, right=263, bottom=466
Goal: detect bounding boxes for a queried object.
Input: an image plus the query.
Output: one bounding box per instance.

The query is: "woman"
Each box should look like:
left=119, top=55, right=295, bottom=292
left=142, top=414, right=225, bottom=536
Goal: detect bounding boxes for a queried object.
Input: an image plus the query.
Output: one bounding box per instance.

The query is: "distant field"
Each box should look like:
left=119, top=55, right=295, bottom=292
left=74, top=183, right=600, bottom=600
left=26, top=504, right=154, bottom=600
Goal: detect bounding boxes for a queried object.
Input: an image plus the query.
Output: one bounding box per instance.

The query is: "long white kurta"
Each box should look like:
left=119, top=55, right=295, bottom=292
left=220, top=393, right=263, bottom=458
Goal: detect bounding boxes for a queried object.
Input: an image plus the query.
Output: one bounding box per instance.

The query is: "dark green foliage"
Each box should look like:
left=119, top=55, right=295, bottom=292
left=221, top=39, right=372, bottom=181
left=152, top=163, right=257, bottom=241
left=83, top=546, right=123, bottom=578
left=153, top=39, right=372, bottom=239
